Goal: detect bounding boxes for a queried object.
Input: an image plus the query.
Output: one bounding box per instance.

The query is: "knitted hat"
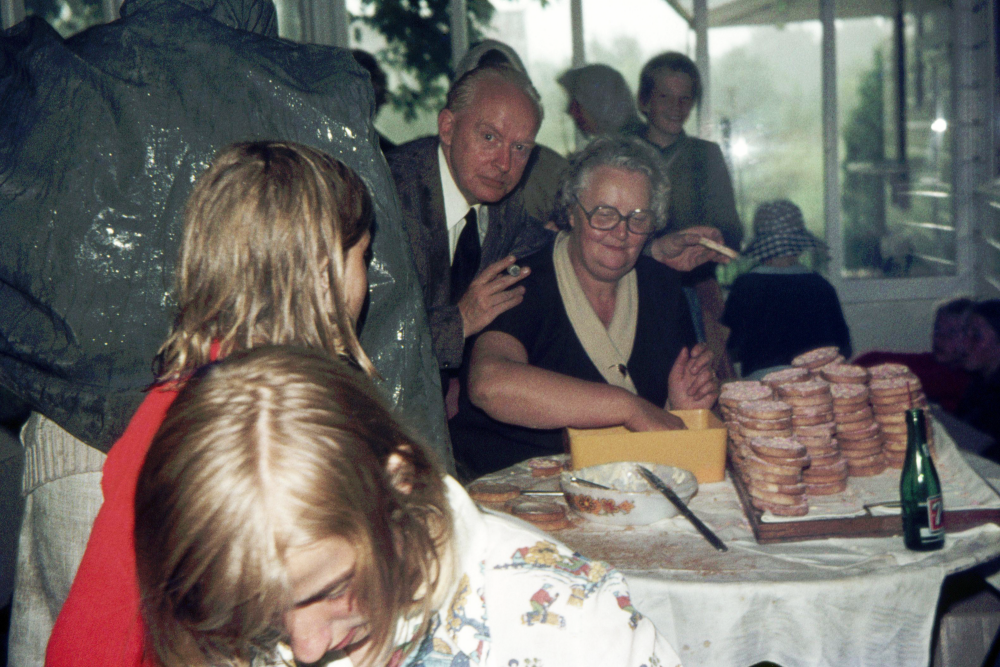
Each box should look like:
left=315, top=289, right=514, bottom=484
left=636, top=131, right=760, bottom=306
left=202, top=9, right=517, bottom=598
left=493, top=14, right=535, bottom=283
left=557, top=64, right=642, bottom=136
left=743, top=200, right=826, bottom=263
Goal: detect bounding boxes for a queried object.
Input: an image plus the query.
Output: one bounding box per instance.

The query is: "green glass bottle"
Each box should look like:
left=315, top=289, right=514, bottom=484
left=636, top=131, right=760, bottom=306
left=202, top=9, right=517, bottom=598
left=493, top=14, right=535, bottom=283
left=899, top=408, right=944, bottom=551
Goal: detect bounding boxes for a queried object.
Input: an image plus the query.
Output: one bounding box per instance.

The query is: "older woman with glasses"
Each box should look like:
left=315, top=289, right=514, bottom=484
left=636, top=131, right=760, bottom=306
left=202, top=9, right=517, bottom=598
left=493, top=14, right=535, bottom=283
left=450, top=136, right=719, bottom=477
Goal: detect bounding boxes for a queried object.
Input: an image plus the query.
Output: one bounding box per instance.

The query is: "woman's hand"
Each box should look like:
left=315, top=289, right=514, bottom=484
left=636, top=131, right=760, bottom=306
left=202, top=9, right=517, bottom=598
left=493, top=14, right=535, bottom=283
left=624, top=395, right=687, bottom=432
left=649, top=226, right=733, bottom=272
left=470, top=333, right=688, bottom=432
left=668, top=344, right=719, bottom=410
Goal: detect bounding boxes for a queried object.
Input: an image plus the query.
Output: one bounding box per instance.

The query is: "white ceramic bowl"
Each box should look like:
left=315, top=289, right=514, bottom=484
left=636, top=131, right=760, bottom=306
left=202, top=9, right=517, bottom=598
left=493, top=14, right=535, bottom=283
left=560, top=462, right=698, bottom=526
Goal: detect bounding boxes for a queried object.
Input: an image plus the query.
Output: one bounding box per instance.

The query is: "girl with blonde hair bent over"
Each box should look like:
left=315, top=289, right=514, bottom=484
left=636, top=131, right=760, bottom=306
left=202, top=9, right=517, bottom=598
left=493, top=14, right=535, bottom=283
left=135, top=346, right=682, bottom=667
left=47, top=141, right=375, bottom=667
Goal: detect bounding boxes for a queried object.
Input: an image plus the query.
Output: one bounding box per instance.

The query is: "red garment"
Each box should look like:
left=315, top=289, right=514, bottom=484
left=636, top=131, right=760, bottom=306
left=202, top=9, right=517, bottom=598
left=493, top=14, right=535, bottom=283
left=46, top=384, right=179, bottom=667
left=853, top=351, right=972, bottom=414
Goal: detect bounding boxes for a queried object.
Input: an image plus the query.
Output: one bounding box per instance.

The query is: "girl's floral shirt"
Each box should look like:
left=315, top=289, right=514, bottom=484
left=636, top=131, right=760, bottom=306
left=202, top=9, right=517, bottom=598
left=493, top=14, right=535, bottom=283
left=273, top=477, right=682, bottom=667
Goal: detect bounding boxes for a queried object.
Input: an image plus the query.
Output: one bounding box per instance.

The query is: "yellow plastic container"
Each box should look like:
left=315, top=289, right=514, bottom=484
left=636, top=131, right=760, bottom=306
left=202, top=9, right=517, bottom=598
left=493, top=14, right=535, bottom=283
left=566, top=409, right=727, bottom=483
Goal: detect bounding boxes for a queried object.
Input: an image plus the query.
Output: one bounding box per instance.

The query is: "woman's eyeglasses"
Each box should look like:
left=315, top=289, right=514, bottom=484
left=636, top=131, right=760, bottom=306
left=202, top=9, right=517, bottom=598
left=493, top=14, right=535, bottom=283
left=574, top=196, right=656, bottom=236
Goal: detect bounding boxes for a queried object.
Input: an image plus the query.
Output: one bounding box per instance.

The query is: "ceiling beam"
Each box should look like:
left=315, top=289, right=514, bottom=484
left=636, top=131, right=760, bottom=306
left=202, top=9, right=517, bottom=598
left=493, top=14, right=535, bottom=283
left=707, top=0, right=942, bottom=27
left=663, top=0, right=694, bottom=26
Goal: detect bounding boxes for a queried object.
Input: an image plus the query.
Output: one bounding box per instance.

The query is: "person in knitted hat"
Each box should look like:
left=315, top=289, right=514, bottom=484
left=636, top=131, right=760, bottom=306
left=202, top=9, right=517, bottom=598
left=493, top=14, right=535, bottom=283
left=558, top=64, right=644, bottom=137
left=721, top=199, right=851, bottom=377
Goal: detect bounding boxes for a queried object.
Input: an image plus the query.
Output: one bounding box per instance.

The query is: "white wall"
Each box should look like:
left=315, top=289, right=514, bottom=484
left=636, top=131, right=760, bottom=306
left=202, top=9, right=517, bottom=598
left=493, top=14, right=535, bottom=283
left=843, top=298, right=940, bottom=357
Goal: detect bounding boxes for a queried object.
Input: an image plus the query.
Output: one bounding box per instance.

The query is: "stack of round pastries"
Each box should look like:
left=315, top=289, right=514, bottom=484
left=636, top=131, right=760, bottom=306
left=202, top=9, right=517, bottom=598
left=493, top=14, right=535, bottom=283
left=743, top=434, right=810, bottom=517
left=732, top=398, right=809, bottom=516
left=790, top=346, right=846, bottom=379
left=769, top=377, right=849, bottom=493
left=717, top=352, right=936, bottom=517
left=719, top=381, right=775, bottom=421
left=761, top=366, right=811, bottom=387
left=820, top=362, right=870, bottom=386
left=827, top=379, right=887, bottom=476
left=867, top=366, right=930, bottom=467
left=719, top=381, right=774, bottom=470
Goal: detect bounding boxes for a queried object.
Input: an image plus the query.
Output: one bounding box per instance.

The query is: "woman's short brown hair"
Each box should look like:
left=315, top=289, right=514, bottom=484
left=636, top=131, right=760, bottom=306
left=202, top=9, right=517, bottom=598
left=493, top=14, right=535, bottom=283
left=156, top=141, right=375, bottom=381
left=135, top=346, right=450, bottom=667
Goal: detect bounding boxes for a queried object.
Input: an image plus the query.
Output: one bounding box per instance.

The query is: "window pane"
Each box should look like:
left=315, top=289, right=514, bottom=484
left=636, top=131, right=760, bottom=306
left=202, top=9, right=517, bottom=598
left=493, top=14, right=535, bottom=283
left=837, top=5, right=955, bottom=279
left=501, top=0, right=574, bottom=156
left=273, top=0, right=303, bottom=41
left=348, top=0, right=689, bottom=152
left=978, top=187, right=1000, bottom=295
left=710, top=23, right=825, bottom=276
left=515, top=0, right=689, bottom=156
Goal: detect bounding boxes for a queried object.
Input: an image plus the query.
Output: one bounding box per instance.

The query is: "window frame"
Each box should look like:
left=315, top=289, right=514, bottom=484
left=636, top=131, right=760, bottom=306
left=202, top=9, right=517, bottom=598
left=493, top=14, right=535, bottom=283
left=818, top=0, right=977, bottom=304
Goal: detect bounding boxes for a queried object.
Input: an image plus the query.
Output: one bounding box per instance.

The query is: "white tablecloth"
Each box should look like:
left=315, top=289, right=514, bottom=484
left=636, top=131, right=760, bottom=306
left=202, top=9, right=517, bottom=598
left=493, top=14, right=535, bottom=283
left=476, top=422, right=1000, bottom=667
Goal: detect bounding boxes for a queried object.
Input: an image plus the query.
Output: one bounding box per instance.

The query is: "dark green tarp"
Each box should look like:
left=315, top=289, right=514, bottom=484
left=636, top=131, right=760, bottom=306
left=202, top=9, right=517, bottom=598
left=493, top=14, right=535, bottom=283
left=0, top=0, right=450, bottom=464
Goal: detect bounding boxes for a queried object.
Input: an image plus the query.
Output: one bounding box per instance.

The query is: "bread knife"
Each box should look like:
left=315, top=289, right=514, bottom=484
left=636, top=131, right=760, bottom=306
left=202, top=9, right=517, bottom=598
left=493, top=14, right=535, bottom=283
left=637, top=466, right=728, bottom=552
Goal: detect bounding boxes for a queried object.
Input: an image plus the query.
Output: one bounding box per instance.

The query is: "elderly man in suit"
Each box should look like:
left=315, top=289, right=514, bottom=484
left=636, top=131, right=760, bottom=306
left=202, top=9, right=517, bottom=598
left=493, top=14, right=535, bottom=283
left=388, top=65, right=547, bottom=377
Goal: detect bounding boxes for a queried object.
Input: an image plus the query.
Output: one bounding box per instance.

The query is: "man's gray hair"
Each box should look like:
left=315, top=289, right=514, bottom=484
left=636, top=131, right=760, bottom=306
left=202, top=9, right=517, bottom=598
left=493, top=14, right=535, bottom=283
left=554, top=136, right=671, bottom=231
left=445, top=64, right=544, bottom=126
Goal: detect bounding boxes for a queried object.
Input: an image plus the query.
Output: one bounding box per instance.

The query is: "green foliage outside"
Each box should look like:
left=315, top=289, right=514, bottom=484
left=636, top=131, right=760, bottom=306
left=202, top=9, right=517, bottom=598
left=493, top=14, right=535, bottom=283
left=357, top=0, right=498, bottom=121
left=841, top=49, right=887, bottom=273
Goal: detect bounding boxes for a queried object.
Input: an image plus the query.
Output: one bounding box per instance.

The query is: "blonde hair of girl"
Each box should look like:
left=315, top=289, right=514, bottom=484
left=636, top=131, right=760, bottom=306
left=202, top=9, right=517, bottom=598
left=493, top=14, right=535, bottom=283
left=135, top=346, right=451, bottom=667
left=156, top=141, right=376, bottom=381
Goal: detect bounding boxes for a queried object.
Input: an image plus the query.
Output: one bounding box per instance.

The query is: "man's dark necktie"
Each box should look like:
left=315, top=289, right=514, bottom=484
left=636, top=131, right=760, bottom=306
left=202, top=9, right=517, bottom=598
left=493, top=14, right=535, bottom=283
left=450, top=207, right=481, bottom=304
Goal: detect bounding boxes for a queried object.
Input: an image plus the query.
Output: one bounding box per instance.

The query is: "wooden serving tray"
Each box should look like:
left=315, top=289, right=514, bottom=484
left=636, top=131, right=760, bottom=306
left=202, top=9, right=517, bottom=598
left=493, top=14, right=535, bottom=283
left=730, top=466, right=1000, bottom=544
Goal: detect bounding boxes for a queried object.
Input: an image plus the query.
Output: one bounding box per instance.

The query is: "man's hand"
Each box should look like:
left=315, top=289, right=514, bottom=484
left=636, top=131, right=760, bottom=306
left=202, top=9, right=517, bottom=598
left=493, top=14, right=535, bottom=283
left=668, top=344, right=719, bottom=410
left=458, top=255, right=531, bottom=338
left=649, top=226, right=734, bottom=272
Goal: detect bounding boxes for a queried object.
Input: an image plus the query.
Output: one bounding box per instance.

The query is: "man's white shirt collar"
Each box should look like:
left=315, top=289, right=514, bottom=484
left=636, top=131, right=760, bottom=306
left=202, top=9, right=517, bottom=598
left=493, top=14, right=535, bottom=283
left=438, top=144, right=485, bottom=263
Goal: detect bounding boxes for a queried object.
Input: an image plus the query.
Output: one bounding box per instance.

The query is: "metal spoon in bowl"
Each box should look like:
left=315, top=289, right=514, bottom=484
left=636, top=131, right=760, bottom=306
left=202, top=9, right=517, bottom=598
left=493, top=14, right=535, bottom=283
left=569, top=476, right=611, bottom=490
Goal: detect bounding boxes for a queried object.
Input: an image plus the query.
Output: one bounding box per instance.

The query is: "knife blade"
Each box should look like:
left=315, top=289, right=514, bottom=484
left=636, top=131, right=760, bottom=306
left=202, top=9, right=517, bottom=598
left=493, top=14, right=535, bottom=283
left=637, top=466, right=728, bottom=552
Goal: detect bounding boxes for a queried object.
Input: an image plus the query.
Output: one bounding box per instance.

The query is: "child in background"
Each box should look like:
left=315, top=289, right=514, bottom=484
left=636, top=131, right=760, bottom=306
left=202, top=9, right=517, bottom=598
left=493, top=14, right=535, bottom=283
left=135, top=346, right=680, bottom=667
left=721, top=200, right=851, bottom=378
left=47, top=141, right=375, bottom=667
left=957, top=300, right=1000, bottom=454
left=854, top=298, right=974, bottom=414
